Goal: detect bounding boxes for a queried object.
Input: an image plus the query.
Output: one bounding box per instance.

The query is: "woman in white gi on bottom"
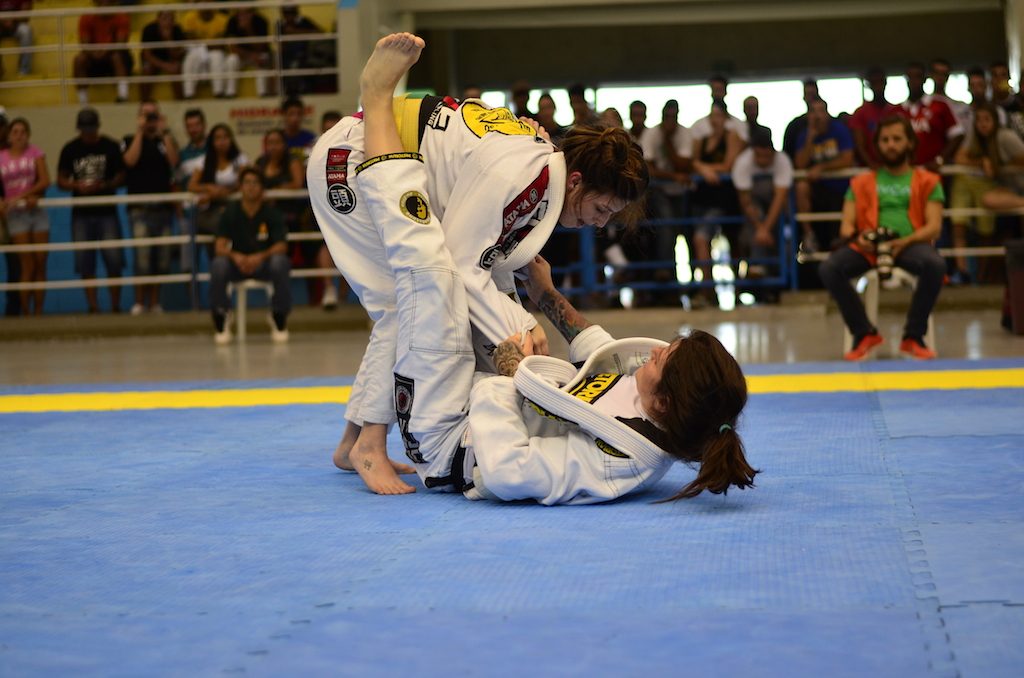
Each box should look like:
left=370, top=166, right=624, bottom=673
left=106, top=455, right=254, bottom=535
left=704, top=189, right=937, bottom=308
left=354, top=34, right=758, bottom=504
left=310, top=34, right=651, bottom=495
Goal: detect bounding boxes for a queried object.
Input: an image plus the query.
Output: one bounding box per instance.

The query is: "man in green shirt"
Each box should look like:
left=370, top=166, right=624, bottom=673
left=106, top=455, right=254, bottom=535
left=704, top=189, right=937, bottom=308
left=818, top=115, right=946, bottom=360
left=209, top=167, right=291, bottom=343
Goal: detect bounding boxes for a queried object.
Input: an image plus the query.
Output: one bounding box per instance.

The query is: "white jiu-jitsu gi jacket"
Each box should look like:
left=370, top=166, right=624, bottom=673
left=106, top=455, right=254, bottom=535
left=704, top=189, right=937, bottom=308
left=417, top=97, right=566, bottom=353
left=464, top=326, right=677, bottom=506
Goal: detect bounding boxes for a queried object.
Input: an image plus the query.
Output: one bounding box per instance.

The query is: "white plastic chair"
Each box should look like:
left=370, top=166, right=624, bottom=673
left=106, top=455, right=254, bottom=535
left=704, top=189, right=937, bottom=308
left=227, top=279, right=274, bottom=340
left=842, top=268, right=936, bottom=357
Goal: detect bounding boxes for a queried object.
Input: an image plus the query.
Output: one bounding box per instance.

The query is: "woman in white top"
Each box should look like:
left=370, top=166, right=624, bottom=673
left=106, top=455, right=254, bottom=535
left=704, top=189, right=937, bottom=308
left=188, top=123, right=249, bottom=253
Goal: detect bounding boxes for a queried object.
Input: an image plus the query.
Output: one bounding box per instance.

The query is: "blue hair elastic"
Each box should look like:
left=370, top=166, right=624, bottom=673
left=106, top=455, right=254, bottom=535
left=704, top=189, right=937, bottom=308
left=719, top=424, right=732, bottom=434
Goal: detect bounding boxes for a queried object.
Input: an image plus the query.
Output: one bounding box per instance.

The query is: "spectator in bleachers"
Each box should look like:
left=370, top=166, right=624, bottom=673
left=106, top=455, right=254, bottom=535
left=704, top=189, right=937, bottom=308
left=640, top=99, right=692, bottom=292
left=930, top=59, right=970, bottom=131
left=818, top=115, right=945, bottom=361
left=0, top=117, right=50, bottom=315
left=849, top=67, right=889, bottom=168
left=510, top=80, right=532, bottom=118
left=783, top=78, right=819, bottom=159
left=990, top=61, right=1012, bottom=109
left=0, top=108, right=18, bottom=316
left=0, top=0, right=33, bottom=78
left=733, top=126, right=792, bottom=291
left=319, top=110, right=341, bottom=137
left=794, top=97, right=854, bottom=253
left=965, top=66, right=1008, bottom=131
left=182, top=0, right=229, bottom=99
left=281, top=97, right=315, bottom=163
left=176, top=108, right=207, bottom=186
left=690, top=102, right=743, bottom=307
left=75, top=0, right=131, bottom=104
left=122, top=100, right=178, bottom=315
left=952, top=104, right=1024, bottom=272
left=187, top=123, right=249, bottom=256
left=140, top=11, right=185, bottom=101
left=57, top=108, right=127, bottom=313
left=998, top=83, right=1024, bottom=143
left=889, top=62, right=963, bottom=171
left=225, top=7, right=272, bottom=98
left=628, top=100, right=646, bottom=141
left=743, top=96, right=759, bottom=136
left=600, top=108, right=623, bottom=127
left=535, top=93, right=564, bottom=144
left=462, top=85, right=483, bottom=100
left=691, top=75, right=749, bottom=142
left=568, top=83, right=598, bottom=127
left=209, top=167, right=290, bottom=344
left=277, top=4, right=324, bottom=95
left=255, top=128, right=303, bottom=227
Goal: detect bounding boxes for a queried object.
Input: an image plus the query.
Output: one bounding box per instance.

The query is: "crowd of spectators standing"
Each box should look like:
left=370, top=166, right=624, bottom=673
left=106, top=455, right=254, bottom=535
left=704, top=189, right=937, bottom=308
left=2, top=55, right=1024, bottom=334
left=0, top=96, right=345, bottom=338
left=0, top=0, right=337, bottom=99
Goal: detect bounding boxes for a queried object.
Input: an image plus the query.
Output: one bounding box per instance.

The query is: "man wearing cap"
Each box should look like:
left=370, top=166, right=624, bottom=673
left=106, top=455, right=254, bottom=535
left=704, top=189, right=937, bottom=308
left=57, top=108, right=127, bottom=313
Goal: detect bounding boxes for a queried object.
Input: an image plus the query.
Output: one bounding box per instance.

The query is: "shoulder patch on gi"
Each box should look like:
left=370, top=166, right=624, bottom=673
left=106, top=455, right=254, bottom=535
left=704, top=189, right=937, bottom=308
left=569, top=373, right=622, bottom=404
left=400, top=191, right=431, bottom=224
left=461, top=102, right=537, bottom=138
left=327, top=183, right=356, bottom=214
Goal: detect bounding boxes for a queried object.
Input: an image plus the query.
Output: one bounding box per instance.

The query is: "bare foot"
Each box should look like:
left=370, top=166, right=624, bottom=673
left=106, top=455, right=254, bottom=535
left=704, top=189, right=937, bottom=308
left=334, top=436, right=416, bottom=476
left=359, top=32, right=425, bottom=105
left=349, top=437, right=417, bottom=495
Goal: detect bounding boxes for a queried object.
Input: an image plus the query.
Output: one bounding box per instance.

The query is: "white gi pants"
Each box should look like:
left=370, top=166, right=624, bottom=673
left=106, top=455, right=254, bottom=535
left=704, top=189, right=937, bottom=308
left=357, top=153, right=475, bottom=487
left=182, top=46, right=227, bottom=98
left=224, top=52, right=269, bottom=97
left=307, top=117, right=399, bottom=427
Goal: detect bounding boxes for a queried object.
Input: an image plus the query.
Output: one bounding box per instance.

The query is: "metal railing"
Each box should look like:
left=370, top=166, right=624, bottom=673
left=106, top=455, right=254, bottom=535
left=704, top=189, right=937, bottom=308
left=0, top=1, right=338, bottom=104
left=0, top=166, right=1017, bottom=310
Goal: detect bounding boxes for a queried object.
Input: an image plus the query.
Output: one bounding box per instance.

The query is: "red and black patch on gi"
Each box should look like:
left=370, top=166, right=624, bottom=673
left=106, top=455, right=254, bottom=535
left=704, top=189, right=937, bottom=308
left=479, top=167, right=549, bottom=270
left=326, top=148, right=356, bottom=214
left=394, top=373, right=424, bottom=464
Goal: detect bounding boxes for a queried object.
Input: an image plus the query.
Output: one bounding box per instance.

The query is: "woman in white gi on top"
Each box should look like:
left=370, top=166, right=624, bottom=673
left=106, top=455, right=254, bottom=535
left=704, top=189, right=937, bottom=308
left=349, top=34, right=757, bottom=504
left=309, top=33, right=650, bottom=495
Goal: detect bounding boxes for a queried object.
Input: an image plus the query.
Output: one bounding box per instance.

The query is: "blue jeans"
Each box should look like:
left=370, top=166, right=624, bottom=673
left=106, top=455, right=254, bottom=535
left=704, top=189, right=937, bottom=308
left=209, top=253, right=292, bottom=317
left=72, top=213, right=124, bottom=278
left=818, top=242, right=946, bottom=339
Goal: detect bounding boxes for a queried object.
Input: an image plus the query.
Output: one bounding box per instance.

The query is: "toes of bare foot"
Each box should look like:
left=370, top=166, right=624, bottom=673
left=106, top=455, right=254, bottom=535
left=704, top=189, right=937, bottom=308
left=390, top=460, right=417, bottom=475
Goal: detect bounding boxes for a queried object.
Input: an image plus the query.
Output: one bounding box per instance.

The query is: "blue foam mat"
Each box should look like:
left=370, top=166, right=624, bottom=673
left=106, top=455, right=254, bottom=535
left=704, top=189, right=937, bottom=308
left=2, top=370, right=1023, bottom=677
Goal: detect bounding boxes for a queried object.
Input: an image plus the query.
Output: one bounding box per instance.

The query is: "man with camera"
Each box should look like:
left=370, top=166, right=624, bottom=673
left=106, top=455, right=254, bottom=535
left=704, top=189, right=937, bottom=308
left=122, top=100, right=179, bottom=315
left=818, top=114, right=946, bottom=360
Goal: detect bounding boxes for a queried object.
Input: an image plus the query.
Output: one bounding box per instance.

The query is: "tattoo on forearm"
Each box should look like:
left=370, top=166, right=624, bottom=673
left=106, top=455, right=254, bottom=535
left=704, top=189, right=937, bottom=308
left=494, top=341, right=525, bottom=377
left=539, top=291, right=592, bottom=343
left=363, top=460, right=373, bottom=470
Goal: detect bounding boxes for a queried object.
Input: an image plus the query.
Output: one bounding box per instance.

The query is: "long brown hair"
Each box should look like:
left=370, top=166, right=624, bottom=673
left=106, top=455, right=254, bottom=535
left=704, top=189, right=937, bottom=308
left=652, top=330, right=758, bottom=501
left=560, top=124, right=649, bottom=225
left=967, top=102, right=1003, bottom=171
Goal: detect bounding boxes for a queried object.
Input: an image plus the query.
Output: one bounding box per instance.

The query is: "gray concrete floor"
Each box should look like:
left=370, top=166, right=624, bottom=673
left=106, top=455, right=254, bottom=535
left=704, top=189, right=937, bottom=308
left=2, top=287, right=1021, bottom=386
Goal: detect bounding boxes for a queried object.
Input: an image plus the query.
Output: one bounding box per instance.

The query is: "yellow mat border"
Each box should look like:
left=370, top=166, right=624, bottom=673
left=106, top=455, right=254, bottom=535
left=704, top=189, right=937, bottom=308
left=0, top=370, right=1021, bottom=413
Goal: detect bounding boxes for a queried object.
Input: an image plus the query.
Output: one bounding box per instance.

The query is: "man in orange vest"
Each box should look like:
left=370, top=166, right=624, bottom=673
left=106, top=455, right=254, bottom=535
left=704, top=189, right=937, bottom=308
left=818, top=115, right=946, bottom=360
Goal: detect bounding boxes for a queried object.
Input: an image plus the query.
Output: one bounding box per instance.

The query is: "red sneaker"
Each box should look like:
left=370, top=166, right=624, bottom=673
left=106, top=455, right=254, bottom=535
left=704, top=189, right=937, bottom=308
left=844, top=333, right=884, bottom=361
left=900, top=337, right=936, bottom=360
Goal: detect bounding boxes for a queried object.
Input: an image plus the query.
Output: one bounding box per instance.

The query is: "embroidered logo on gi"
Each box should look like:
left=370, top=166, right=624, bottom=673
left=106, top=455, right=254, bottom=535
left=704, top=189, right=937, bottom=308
left=326, top=147, right=356, bottom=214
left=327, top=183, right=356, bottom=214
left=569, top=373, right=622, bottom=404
left=395, top=374, right=424, bottom=464
left=462, top=102, right=537, bottom=138
left=400, top=191, right=431, bottom=224
left=256, top=223, right=269, bottom=241
left=595, top=438, right=629, bottom=458
left=479, top=245, right=501, bottom=270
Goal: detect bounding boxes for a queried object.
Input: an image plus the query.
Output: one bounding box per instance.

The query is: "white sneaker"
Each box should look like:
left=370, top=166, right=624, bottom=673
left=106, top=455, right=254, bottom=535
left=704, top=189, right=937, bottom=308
left=321, top=284, right=338, bottom=310
left=130, top=303, right=145, bottom=316
left=268, top=314, right=289, bottom=343
left=151, top=304, right=164, bottom=314
left=214, top=311, right=234, bottom=345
